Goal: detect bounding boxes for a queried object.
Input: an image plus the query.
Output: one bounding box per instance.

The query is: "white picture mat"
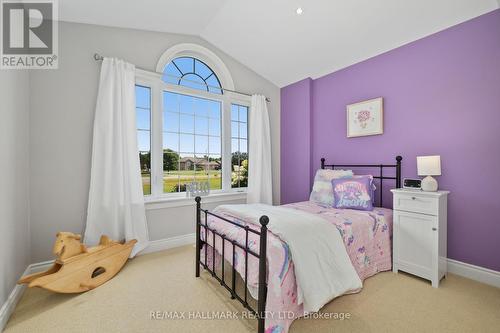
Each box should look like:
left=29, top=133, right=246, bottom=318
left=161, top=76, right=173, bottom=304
left=346, top=97, right=383, bottom=137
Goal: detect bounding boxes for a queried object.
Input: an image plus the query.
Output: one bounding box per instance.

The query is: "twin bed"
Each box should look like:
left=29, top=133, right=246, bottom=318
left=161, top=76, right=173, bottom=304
left=195, top=156, right=402, bottom=333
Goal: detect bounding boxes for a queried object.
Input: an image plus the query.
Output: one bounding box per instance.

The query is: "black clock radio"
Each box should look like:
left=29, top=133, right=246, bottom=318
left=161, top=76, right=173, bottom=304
left=403, top=178, right=422, bottom=189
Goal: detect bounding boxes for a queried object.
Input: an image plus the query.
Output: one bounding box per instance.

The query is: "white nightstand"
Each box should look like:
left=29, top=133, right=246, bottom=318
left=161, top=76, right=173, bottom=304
left=391, top=189, right=450, bottom=287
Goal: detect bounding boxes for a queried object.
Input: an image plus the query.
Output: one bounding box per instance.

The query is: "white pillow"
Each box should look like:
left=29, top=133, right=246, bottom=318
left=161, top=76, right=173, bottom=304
left=309, top=169, right=354, bottom=207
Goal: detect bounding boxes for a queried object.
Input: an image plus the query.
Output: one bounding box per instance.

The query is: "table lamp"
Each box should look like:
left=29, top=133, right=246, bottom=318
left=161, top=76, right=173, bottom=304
left=417, top=155, right=441, bottom=191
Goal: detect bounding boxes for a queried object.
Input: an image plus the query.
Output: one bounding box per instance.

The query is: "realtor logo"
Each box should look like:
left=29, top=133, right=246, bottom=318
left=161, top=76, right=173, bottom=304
left=1, top=0, right=58, bottom=69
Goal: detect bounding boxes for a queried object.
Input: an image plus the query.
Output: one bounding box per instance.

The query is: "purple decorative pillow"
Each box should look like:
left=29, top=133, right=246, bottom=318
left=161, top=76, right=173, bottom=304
left=332, top=175, right=374, bottom=211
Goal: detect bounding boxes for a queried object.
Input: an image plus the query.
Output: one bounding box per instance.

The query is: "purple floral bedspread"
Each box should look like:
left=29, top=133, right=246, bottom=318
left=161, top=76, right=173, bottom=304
left=200, top=201, right=393, bottom=333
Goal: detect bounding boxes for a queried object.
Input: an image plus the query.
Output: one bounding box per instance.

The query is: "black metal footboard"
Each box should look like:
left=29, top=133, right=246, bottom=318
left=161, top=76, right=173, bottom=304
left=195, top=196, right=268, bottom=333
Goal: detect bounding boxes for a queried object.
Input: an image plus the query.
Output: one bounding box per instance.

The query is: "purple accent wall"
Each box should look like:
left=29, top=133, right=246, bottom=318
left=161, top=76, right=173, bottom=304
left=281, top=78, right=313, bottom=204
left=281, top=10, right=500, bottom=271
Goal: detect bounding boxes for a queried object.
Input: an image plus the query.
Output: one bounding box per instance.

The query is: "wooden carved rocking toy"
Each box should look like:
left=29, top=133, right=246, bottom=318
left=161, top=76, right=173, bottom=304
left=18, top=232, right=137, bottom=293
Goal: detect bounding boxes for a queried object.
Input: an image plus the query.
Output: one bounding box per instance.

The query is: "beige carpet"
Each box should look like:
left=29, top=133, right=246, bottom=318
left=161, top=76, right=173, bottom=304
left=5, top=245, right=500, bottom=333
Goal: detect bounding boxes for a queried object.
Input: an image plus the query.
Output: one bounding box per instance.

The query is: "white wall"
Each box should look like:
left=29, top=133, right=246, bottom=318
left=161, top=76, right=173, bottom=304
left=0, top=70, right=30, bottom=311
left=29, top=21, right=280, bottom=262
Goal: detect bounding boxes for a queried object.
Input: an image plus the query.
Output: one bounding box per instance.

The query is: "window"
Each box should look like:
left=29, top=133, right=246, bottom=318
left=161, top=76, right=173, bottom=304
left=136, top=85, right=151, bottom=195
left=163, top=57, right=222, bottom=94
left=231, top=104, right=248, bottom=188
left=163, top=91, right=222, bottom=193
left=136, top=44, right=250, bottom=199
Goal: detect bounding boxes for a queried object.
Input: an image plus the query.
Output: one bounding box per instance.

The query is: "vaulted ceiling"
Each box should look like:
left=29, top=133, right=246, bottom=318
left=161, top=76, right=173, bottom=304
left=60, top=0, right=499, bottom=87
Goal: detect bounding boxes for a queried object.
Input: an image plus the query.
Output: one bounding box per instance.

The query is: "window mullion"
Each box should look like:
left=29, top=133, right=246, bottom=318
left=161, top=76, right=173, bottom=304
left=222, top=98, right=232, bottom=191
left=151, top=81, right=163, bottom=197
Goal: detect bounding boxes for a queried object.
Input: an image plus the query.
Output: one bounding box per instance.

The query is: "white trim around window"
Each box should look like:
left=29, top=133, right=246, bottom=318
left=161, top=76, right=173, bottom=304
left=155, top=43, right=235, bottom=91
left=145, top=191, right=247, bottom=210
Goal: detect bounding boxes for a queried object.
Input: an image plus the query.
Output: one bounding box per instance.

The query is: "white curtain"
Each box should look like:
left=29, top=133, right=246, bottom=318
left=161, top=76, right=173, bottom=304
left=84, top=58, right=149, bottom=257
left=247, top=95, right=273, bottom=205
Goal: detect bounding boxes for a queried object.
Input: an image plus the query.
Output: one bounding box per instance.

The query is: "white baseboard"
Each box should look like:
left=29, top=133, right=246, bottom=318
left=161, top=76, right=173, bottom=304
left=0, top=269, right=27, bottom=332
left=447, top=258, right=500, bottom=289
left=0, top=260, right=54, bottom=332
left=139, top=233, right=195, bottom=255
left=26, top=260, right=54, bottom=274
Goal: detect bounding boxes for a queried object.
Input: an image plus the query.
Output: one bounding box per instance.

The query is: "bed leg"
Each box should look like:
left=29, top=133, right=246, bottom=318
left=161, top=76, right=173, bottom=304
left=257, top=215, right=269, bottom=333
left=195, top=196, right=201, bottom=278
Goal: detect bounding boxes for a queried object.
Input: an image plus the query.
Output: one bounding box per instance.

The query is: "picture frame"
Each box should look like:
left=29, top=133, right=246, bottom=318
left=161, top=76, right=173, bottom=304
left=346, top=97, right=384, bottom=138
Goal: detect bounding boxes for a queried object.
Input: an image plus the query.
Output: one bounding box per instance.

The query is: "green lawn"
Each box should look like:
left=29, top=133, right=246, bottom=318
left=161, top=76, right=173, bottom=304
left=141, top=171, right=222, bottom=195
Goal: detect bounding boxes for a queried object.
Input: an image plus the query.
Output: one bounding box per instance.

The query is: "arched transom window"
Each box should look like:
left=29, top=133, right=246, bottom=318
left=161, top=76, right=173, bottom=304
left=163, top=57, right=223, bottom=94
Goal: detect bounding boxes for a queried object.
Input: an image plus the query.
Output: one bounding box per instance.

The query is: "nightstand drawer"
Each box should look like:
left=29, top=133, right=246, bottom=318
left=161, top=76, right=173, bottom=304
left=394, top=192, right=438, bottom=215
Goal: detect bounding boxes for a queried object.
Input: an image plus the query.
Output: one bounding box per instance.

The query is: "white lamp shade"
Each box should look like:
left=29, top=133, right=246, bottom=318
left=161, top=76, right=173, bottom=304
left=417, top=155, right=441, bottom=176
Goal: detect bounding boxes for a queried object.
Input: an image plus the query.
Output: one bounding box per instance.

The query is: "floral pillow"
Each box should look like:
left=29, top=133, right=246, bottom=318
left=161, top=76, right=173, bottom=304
left=310, top=169, right=354, bottom=207
left=332, top=175, right=374, bottom=211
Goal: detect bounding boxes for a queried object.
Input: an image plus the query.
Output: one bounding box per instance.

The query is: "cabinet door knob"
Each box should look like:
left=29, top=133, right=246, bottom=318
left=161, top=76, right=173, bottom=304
left=432, top=227, right=437, bottom=231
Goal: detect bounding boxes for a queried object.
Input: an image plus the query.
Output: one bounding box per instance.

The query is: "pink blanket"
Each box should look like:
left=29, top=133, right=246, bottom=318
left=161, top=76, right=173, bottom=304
left=200, top=201, right=393, bottom=332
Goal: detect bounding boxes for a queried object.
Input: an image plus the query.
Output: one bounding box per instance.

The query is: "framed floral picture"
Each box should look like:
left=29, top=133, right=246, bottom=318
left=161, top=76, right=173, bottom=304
left=346, top=97, right=384, bottom=138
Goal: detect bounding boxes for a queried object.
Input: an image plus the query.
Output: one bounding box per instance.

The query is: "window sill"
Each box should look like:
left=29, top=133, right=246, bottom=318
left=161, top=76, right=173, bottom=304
left=145, top=191, right=247, bottom=210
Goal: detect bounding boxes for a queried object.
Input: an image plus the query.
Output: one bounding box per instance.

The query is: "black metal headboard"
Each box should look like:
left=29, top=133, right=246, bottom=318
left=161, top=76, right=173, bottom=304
left=321, top=156, right=402, bottom=207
